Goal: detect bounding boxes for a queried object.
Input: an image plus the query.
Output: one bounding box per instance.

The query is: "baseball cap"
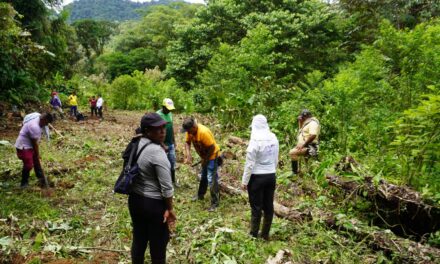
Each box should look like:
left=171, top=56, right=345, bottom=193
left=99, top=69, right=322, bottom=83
left=162, top=98, right=175, bottom=110
left=140, top=113, right=167, bottom=131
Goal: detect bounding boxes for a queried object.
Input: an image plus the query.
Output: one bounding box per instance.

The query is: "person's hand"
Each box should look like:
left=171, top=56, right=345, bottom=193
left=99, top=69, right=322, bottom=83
left=241, top=184, right=247, bottom=191
left=163, top=209, right=177, bottom=231
left=184, top=156, right=193, bottom=165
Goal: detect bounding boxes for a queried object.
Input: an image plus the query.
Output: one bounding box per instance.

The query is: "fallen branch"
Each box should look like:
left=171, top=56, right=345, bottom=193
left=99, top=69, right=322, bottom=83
left=71, top=246, right=127, bottom=253
left=326, top=174, right=440, bottom=237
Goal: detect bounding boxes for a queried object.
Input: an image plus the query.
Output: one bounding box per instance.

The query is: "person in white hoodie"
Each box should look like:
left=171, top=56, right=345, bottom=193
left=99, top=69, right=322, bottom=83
left=241, top=114, right=279, bottom=240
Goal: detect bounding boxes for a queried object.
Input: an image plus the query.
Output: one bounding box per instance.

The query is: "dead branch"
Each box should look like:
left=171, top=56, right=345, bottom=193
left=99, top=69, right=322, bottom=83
left=326, top=174, right=440, bottom=237
left=71, top=246, right=127, bottom=253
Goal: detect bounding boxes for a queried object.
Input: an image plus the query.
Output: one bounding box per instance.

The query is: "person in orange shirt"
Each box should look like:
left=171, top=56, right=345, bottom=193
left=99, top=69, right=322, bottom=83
left=182, top=117, right=220, bottom=212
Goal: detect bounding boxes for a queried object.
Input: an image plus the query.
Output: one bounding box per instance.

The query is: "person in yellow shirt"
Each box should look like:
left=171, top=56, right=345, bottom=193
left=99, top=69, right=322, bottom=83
left=182, top=117, right=220, bottom=212
left=68, top=91, right=78, bottom=117
left=289, top=109, right=320, bottom=175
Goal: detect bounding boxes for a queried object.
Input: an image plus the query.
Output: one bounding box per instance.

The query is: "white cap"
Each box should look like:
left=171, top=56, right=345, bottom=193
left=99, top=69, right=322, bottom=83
left=162, top=98, right=175, bottom=110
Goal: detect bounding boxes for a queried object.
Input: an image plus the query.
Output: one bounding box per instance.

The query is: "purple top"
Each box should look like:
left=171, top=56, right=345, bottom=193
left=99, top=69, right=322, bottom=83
left=15, top=117, right=42, bottom=149
left=50, top=96, right=62, bottom=108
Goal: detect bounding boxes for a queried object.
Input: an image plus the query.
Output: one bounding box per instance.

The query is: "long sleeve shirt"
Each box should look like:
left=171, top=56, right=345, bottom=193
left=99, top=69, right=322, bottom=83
left=131, top=137, right=174, bottom=200
left=242, top=135, right=279, bottom=185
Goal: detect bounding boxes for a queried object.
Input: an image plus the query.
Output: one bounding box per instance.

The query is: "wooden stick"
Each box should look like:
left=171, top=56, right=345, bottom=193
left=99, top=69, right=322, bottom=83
left=72, top=246, right=127, bottom=253
left=49, top=123, right=64, bottom=138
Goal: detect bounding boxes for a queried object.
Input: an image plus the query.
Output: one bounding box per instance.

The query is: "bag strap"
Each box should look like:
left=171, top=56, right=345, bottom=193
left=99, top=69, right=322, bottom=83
left=127, top=139, right=150, bottom=167
left=133, top=141, right=152, bottom=164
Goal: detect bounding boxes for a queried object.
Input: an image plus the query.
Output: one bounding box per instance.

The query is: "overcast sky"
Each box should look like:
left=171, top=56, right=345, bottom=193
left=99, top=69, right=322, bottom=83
left=62, top=0, right=205, bottom=5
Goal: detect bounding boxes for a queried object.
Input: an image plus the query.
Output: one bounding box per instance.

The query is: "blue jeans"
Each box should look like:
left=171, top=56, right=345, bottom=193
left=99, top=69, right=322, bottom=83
left=198, top=158, right=219, bottom=206
left=166, top=144, right=176, bottom=170
left=70, top=106, right=77, bottom=117
left=167, top=144, right=176, bottom=184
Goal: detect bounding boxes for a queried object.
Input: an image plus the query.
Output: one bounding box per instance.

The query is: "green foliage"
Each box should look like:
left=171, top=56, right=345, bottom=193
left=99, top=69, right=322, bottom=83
left=337, top=0, right=440, bottom=55
left=166, top=0, right=347, bottom=89
left=98, top=2, right=200, bottom=80
left=109, top=74, right=139, bottom=109
left=0, top=1, right=82, bottom=104
left=390, top=92, right=440, bottom=190
left=108, top=68, right=193, bottom=112
left=73, top=19, right=115, bottom=58
left=0, top=3, right=44, bottom=104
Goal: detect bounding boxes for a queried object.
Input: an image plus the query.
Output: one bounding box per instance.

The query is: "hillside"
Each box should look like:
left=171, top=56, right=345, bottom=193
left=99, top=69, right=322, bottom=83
left=64, top=0, right=177, bottom=22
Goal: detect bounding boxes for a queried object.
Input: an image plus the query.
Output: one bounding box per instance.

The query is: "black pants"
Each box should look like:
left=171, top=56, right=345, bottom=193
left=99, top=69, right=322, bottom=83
left=128, top=194, right=169, bottom=264
left=90, top=106, right=97, bottom=116
left=247, top=173, right=275, bottom=219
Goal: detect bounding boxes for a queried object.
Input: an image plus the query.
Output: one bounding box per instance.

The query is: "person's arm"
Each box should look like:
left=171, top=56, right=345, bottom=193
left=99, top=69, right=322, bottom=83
left=242, top=142, right=257, bottom=190
left=300, top=135, right=316, bottom=149
left=184, top=141, right=192, bottom=164
left=163, top=197, right=176, bottom=230
left=201, top=144, right=215, bottom=165
left=31, top=139, right=40, bottom=159
left=153, top=150, right=176, bottom=229
left=31, top=139, right=45, bottom=177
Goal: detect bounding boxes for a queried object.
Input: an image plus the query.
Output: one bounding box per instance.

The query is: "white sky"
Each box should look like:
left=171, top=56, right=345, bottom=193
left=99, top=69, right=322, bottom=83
left=62, top=0, right=205, bottom=5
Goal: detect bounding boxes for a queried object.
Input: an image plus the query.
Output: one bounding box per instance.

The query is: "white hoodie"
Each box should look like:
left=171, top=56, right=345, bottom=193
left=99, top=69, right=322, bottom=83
left=242, top=115, right=279, bottom=185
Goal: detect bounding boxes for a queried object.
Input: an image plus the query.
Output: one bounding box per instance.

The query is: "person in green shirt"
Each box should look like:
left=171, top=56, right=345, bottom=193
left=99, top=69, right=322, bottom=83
left=157, top=98, right=178, bottom=187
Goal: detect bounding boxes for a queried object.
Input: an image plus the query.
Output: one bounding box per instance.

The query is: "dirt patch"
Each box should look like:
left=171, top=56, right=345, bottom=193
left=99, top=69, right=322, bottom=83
left=45, top=260, right=75, bottom=264
left=74, top=155, right=101, bottom=165
left=57, top=180, right=75, bottom=189
left=88, top=252, right=120, bottom=264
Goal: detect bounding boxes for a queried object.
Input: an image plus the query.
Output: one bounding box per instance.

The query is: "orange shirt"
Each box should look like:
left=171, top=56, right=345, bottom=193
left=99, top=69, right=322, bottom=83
left=185, top=124, right=220, bottom=160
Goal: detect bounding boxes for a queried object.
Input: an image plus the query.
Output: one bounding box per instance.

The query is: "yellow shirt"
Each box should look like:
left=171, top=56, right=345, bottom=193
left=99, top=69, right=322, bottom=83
left=185, top=124, right=220, bottom=160
left=297, top=117, right=320, bottom=145
left=68, top=95, right=78, bottom=106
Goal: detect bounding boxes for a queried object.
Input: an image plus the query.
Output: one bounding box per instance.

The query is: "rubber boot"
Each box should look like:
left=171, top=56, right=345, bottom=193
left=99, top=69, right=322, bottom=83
left=291, top=160, right=298, bottom=175
left=250, top=215, right=261, bottom=238
left=20, top=168, right=30, bottom=188
left=261, top=215, right=273, bottom=241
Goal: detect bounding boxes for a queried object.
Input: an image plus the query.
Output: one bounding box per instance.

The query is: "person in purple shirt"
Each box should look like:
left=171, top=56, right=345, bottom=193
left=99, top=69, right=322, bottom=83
left=15, top=113, right=54, bottom=188
left=50, top=92, right=64, bottom=119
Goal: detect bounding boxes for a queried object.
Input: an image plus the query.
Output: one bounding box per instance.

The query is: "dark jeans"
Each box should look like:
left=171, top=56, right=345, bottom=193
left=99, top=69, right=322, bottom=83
left=97, top=106, right=103, bottom=118
left=198, top=158, right=219, bottom=206
left=90, top=106, right=97, bottom=116
left=16, top=149, right=45, bottom=186
left=128, top=193, right=169, bottom=264
left=247, top=173, right=275, bottom=219
left=70, top=106, right=77, bottom=117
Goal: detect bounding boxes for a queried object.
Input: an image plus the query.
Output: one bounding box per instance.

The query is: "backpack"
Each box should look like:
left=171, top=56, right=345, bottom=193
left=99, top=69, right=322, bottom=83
left=76, top=112, right=85, bottom=121
left=114, top=137, right=150, bottom=195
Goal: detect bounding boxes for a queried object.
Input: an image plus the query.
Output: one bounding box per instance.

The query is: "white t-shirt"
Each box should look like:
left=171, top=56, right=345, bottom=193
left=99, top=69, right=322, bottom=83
left=96, top=97, right=104, bottom=108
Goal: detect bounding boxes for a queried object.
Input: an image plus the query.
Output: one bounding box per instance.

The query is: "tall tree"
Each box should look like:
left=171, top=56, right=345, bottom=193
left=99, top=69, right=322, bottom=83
left=73, top=19, right=115, bottom=59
